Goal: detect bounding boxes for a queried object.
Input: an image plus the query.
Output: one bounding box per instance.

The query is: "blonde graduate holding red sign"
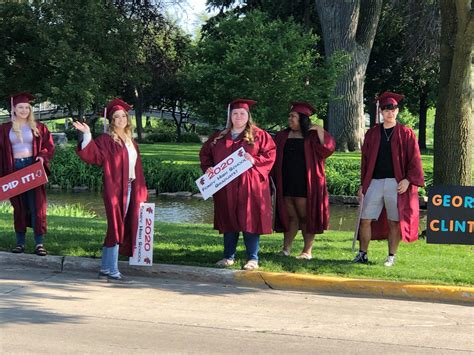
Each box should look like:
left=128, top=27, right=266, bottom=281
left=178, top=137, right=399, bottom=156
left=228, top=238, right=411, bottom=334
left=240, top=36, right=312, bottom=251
left=73, top=98, right=147, bottom=282
left=0, top=92, right=55, bottom=256
left=199, top=99, right=276, bottom=270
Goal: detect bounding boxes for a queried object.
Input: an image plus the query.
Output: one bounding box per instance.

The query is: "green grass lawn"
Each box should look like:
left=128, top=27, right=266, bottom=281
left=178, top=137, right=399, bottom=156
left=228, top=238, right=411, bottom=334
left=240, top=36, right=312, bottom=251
left=140, top=143, right=201, bottom=165
left=139, top=143, right=437, bottom=177
left=1, top=210, right=472, bottom=286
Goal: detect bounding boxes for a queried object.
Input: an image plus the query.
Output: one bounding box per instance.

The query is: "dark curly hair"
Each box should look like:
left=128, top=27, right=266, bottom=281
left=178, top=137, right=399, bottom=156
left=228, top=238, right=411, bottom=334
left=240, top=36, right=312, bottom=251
left=298, top=113, right=311, bottom=138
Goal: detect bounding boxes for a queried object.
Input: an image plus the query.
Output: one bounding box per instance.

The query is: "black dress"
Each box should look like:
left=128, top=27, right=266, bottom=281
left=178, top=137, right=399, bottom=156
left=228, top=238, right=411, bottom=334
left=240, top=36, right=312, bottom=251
left=282, top=138, right=307, bottom=197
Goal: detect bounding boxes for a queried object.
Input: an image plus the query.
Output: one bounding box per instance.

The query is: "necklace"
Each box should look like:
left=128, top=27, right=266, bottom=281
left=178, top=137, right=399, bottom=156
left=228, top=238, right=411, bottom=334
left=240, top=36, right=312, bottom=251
left=383, top=127, right=394, bottom=142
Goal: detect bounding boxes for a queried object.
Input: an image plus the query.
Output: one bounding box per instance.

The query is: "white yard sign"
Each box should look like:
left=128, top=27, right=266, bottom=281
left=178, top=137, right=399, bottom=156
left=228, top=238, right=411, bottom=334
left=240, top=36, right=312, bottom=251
left=129, top=203, right=155, bottom=266
left=196, top=147, right=253, bottom=200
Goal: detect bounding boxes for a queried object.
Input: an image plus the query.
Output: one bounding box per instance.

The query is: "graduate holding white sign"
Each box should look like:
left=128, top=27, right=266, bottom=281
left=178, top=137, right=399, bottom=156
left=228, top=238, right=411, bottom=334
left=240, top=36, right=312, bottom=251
left=199, top=99, right=276, bottom=271
left=73, top=98, right=148, bottom=282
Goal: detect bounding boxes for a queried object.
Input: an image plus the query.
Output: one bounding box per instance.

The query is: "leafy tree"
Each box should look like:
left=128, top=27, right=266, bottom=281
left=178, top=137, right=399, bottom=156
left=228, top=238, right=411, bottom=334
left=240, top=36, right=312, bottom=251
left=365, top=0, right=440, bottom=150
left=110, top=1, right=193, bottom=141
left=0, top=1, right=47, bottom=103
left=38, top=0, right=134, bottom=125
left=185, top=10, right=343, bottom=129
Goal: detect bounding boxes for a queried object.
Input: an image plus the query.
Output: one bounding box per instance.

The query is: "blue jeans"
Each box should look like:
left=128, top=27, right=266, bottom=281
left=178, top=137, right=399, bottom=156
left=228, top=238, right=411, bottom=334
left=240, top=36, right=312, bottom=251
left=223, top=232, right=260, bottom=261
left=101, top=182, right=132, bottom=276
left=14, top=157, right=43, bottom=246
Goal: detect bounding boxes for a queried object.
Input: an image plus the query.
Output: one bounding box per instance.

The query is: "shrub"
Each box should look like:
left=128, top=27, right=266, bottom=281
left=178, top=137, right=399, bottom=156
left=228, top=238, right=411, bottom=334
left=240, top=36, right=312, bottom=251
left=48, top=147, right=200, bottom=193
left=144, top=132, right=177, bottom=143
left=49, top=147, right=103, bottom=191
left=177, top=132, right=202, bottom=143
left=47, top=147, right=431, bottom=197
left=325, top=160, right=361, bottom=196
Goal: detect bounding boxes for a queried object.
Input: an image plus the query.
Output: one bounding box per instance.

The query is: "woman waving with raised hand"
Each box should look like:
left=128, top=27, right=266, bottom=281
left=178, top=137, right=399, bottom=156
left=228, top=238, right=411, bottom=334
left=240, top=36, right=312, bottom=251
left=73, top=98, right=147, bottom=282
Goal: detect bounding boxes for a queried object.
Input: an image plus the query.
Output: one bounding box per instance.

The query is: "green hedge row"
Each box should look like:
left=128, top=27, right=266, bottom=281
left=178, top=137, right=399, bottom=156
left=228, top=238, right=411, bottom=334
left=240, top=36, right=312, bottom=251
left=48, top=147, right=429, bottom=196
left=49, top=147, right=201, bottom=193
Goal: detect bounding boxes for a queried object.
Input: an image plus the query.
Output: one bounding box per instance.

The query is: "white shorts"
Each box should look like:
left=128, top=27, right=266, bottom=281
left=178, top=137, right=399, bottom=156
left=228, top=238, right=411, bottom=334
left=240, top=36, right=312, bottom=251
left=361, top=178, right=399, bottom=221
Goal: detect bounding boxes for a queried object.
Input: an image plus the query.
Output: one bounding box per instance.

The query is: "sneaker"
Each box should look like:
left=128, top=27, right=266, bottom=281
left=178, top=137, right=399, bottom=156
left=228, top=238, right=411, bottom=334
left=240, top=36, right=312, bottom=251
left=98, top=271, right=109, bottom=279
left=216, top=258, right=235, bottom=267
left=107, top=273, right=133, bottom=284
left=11, top=245, right=25, bottom=254
left=384, top=255, right=396, bottom=267
left=353, top=252, right=368, bottom=264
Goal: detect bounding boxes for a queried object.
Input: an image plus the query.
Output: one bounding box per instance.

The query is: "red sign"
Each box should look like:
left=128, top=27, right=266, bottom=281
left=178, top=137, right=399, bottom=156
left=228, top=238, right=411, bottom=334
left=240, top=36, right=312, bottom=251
left=0, top=162, right=48, bottom=201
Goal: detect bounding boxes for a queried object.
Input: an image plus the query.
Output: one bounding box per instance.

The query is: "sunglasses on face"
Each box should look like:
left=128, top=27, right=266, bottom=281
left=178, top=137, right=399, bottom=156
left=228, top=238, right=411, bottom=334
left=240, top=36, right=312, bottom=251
left=381, top=104, right=398, bottom=111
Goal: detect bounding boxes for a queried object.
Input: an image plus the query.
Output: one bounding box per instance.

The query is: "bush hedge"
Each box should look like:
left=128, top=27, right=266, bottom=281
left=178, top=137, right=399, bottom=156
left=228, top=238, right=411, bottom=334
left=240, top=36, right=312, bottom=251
left=49, top=147, right=201, bottom=193
left=48, top=146, right=429, bottom=196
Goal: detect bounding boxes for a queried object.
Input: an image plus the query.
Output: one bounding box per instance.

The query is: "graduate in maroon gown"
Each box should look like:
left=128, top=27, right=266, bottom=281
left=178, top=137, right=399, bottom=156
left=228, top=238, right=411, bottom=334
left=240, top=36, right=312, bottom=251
left=354, top=92, right=424, bottom=267
left=73, top=98, right=147, bottom=281
left=0, top=92, right=55, bottom=256
left=199, top=99, right=276, bottom=271
left=273, top=102, right=335, bottom=260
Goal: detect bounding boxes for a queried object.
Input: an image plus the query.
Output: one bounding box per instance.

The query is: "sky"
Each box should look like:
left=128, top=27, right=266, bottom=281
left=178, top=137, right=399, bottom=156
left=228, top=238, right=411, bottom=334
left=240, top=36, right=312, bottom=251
left=168, top=0, right=213, bottom=36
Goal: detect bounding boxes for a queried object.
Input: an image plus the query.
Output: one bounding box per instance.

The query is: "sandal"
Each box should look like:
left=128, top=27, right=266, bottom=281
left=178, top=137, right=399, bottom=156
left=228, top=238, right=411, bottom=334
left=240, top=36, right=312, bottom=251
left=295, top=253, right=312, bottom=260
left=11, top=245, right=25, bottom=254
left=216, top=258, right=234, bottom=267
left=243, top=259, right=259, bottom=271
left=34, top=245, right=48, bottom=257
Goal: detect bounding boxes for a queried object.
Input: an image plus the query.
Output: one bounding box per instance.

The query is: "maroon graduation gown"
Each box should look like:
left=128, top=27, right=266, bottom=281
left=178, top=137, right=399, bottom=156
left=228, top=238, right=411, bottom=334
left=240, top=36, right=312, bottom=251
left=76, top=134, right=148, bottom=256
left=0, top=122, right=55, bottom=235
left=273, top=129, right=336, bottom=234
left=199, top=127, right=276, bottom=235
left=360, top=124, right=425, bottom=242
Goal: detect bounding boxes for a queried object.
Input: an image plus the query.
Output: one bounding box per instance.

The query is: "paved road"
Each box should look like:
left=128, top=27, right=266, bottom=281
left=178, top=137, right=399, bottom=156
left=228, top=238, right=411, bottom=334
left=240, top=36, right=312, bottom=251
left=0, top=266, right=473, bottom=354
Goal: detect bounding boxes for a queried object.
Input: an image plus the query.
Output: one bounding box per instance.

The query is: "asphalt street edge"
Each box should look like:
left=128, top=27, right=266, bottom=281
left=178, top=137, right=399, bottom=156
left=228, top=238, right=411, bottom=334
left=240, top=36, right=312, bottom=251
left=1, top=251, right=472, bottom=304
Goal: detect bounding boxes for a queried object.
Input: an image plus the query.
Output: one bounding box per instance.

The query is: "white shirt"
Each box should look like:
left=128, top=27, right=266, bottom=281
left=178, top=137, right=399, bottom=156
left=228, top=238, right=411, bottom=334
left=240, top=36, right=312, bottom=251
left=82, top=132, right=137, bottom=180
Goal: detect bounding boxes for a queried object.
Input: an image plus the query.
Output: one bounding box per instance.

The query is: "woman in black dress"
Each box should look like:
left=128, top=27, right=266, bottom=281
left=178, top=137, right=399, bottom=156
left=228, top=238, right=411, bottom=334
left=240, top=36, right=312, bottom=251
left=273, top=102, right=336, bottom=259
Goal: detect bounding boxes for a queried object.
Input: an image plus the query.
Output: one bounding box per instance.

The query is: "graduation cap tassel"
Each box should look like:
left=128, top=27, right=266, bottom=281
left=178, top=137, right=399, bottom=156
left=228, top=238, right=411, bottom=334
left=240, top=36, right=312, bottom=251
left=103, top=107, right=107, bottom=133
left=375, top=99, right=380, bottom=125
left=10, top=97, right=14, bottom=121
left=226, top=103, right=231, bottom=129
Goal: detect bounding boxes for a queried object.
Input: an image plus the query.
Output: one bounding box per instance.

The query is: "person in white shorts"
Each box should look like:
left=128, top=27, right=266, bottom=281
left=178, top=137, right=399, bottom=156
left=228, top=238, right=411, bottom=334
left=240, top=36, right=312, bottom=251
left=354, top=92, right=424, bottom=267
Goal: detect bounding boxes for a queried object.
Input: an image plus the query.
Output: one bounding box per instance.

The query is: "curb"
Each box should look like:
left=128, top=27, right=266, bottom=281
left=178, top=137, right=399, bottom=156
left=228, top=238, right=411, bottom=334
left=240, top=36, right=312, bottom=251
left=234, top=271, right=474, bottom=304
left=1, top=252, right=472, bottom=304
left=61, top=255, right=236, bottom=284
left=0, top=251, right=63, bottom=271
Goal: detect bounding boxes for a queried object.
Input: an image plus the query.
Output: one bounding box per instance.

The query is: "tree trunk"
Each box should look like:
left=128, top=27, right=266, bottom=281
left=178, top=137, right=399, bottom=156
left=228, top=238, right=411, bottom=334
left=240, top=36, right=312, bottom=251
left=134, top=87, right=144, bottom=142
left=171, top=109, right=182, bottom=142
left=433, top=0, right=473, bottom=185
left=418, top=87, right=428, bottom=150
left=315, top=0, right=383, bottom=151
left=369, top=101, right=376, bottom=127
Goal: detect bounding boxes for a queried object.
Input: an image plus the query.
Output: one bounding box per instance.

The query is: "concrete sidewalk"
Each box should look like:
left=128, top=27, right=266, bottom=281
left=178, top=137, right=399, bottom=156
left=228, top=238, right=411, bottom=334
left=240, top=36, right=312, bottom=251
left=1, top=251, right=473, bottom=304
left=1, top=265, right=473, bottom=354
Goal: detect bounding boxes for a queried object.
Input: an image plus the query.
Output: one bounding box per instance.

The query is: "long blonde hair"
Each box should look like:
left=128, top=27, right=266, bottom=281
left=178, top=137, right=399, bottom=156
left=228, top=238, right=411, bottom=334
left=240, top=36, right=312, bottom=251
left=12, top=104, right=39, bottom=139
left=213, top=111, right=255, bottom=145
left=108, top=110, right=134, bottom=145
